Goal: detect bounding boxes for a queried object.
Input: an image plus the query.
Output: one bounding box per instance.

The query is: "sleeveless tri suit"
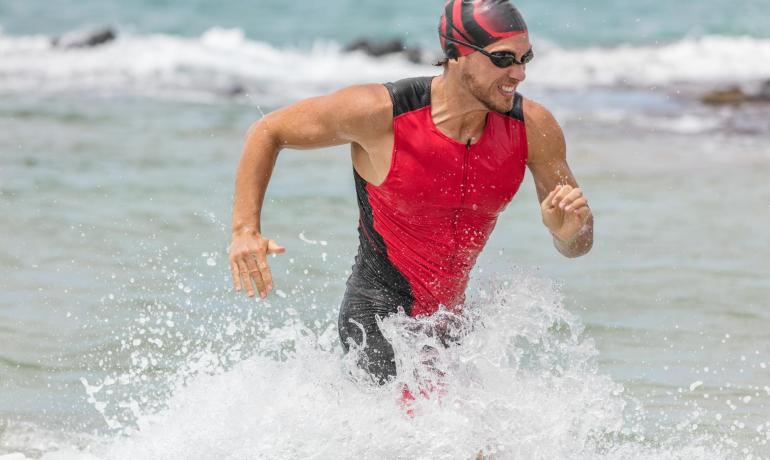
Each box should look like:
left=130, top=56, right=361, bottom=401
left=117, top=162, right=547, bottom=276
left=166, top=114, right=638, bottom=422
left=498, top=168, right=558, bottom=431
left=338, top=76, right=528, bottom=383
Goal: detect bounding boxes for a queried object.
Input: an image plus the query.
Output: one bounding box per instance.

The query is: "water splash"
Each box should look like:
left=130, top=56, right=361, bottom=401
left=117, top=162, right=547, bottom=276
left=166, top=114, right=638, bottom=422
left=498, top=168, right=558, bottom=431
left=29, top=271, right=729, bottom=459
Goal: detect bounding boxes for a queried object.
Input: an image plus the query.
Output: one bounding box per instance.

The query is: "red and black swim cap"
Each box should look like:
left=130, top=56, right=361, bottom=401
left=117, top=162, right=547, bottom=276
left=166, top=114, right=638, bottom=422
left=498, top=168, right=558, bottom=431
left=439, top=0, right=528, bottom=58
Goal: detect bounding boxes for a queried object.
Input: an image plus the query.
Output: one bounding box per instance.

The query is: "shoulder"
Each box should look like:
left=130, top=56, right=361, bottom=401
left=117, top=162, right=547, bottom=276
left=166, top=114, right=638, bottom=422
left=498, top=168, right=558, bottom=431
left=266, top=83, right=393, bottom=140
left=383, top=76, right=433, bottom=116
left=264, top=83, right=391, bottom=123
left=327, top=83, right=393, bottom=123
left=522, top=97, right=566, bottom=163
left=522, top=97, right=562, bottom=136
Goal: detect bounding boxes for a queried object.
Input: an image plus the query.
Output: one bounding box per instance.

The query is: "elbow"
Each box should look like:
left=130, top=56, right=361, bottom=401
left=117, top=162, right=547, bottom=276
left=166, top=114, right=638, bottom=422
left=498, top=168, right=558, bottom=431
left=246, top=118, right=282, bottom=153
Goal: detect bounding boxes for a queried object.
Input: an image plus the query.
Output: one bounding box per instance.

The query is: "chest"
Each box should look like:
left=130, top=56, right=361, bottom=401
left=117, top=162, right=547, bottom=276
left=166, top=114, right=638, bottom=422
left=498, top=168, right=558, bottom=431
left=379, top=109, right=528, bottom=216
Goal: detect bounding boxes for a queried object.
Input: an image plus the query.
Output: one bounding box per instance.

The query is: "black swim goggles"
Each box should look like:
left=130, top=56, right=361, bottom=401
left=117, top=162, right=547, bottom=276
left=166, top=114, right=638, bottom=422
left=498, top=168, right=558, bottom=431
left=441, top=34, right=534, bottom=68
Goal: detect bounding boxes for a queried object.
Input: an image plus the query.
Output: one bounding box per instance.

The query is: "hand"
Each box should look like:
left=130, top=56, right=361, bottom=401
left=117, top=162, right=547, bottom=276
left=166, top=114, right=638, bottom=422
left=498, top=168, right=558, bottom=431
left=228, top=231, right=285, bottom=299
left=540, top=184, right=591, bottom=243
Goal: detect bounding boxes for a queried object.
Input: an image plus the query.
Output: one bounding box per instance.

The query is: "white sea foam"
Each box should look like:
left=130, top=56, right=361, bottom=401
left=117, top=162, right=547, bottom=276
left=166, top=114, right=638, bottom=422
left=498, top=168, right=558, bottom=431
left=0, top=27, right=428, bottom=104
left=1, top=28, right=770, bottom=104
left=2, top=272, right=735, bottom=459
left=531, top=35, right=770, bottom=89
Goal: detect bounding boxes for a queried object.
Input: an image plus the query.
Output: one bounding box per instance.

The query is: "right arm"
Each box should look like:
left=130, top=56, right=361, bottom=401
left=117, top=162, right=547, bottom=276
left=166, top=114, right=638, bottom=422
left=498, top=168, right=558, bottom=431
left=229, top=84, right=391, bottom=299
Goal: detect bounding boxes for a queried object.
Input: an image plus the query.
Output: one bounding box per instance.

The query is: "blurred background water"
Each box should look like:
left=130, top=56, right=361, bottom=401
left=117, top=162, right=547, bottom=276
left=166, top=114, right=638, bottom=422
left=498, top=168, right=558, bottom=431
left=1, top=0, right=769, bottom=458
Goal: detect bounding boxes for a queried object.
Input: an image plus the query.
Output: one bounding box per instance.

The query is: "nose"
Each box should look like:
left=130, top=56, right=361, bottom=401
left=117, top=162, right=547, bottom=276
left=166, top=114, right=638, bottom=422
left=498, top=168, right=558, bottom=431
left=509, top=63, right=526, bottom=82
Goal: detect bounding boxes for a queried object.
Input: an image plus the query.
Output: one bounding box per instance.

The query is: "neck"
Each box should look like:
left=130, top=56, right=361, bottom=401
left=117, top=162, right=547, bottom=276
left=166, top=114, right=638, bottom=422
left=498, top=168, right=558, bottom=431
left=431, top=72, right=489, bottom=144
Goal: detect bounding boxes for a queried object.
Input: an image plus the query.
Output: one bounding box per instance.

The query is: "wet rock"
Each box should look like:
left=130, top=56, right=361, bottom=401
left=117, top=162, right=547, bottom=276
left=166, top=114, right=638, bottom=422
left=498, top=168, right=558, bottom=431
left=701, top=86, right=747, bottom=105
left=701, top=81, right=770, bottom=105
left=755, top=80, right=770, bottom=102
left=225, top=83, right=246, bottom=97
left=403, top=48, right=424, bottom=64
left=52, top=27, right=116, bottom=49
left=344, top=38, right=406, bottom=57
left=344, top=38, right=425, bottom=64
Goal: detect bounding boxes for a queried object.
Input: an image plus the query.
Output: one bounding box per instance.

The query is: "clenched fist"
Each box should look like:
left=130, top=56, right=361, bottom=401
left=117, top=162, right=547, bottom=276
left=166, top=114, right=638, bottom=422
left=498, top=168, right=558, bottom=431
left=541, top=184, right=591, bottom=244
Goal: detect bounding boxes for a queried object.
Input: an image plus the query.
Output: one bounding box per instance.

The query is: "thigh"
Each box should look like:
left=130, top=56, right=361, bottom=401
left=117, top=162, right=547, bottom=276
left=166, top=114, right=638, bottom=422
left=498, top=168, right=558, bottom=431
left=338, top=287, right=399, bottom=384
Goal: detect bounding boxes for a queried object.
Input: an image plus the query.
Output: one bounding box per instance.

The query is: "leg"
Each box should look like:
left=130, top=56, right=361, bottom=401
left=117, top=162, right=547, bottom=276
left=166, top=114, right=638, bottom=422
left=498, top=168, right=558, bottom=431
left=338, top=287, right=398, bottom=385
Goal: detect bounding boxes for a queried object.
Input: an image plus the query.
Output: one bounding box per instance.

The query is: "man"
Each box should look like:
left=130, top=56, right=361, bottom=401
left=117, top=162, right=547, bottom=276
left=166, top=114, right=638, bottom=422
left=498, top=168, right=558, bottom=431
left=229, top=0, right=593, bottom=385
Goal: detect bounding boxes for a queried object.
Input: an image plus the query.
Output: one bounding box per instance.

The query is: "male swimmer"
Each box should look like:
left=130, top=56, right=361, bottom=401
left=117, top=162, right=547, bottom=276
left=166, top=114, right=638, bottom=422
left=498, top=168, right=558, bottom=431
left=229, top=0, right=593, bottom=384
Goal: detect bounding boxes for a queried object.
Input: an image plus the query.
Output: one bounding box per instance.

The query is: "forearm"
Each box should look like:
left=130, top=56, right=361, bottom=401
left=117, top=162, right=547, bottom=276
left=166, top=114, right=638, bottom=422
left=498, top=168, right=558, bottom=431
left=552, top=214, right=593, bottom=258
left=231, top=121, right=281, bottom=236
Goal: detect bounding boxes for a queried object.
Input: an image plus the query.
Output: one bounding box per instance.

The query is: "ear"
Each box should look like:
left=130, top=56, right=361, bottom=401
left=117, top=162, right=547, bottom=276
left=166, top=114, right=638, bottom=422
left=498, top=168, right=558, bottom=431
left=446, top=44, right=459, bottom=60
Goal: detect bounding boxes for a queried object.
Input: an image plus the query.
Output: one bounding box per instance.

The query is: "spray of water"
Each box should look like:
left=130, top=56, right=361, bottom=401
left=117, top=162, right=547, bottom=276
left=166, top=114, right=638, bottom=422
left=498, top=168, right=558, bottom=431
left=51, top=270, right=729, bottom=459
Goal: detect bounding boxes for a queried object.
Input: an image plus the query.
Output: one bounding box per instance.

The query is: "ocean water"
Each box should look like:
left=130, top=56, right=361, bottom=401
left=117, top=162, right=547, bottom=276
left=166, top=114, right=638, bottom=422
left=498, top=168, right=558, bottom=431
left=1, top=0, right=770, bottom=459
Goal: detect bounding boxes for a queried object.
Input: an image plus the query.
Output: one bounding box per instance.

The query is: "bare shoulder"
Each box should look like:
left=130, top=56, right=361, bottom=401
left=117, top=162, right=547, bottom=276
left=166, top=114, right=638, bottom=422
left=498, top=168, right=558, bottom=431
left=522, top=97, right=566, bottom=164
left=332, top=84, right=392, bottom=117
left=331, top=84, right=393, bottom=144
left=258, top=83, right=393, bottom=148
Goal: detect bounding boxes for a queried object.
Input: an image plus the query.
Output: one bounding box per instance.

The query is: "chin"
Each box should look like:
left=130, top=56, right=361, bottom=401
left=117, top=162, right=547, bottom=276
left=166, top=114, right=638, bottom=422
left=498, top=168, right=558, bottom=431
left=483, top=96, right=514, bottom=114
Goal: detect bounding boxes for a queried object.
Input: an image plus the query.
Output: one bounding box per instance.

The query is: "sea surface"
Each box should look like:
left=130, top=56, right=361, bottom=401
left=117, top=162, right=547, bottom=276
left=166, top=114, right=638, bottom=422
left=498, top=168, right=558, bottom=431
left=1, top=0, right=770, bottom=458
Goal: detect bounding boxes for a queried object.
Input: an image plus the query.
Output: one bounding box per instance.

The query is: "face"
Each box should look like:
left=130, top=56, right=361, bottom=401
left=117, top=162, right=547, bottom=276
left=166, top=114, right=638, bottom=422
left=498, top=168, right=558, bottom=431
left=458, top=34, right=531, bottom=113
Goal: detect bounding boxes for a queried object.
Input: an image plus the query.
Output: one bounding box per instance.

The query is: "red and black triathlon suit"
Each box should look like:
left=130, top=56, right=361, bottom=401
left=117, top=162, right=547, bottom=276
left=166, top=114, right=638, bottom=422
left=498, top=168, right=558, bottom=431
left=339, top=76, right=528, bottom=383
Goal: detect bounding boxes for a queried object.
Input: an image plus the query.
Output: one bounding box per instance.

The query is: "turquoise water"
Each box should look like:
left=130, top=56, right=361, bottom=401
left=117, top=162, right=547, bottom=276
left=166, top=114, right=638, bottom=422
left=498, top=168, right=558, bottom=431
left=2, top=0, right=770, bottom=47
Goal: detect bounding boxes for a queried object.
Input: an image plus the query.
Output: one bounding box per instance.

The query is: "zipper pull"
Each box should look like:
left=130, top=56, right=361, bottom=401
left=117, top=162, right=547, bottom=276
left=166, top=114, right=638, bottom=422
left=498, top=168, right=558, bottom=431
left=466, top=138, right=472, bottom=149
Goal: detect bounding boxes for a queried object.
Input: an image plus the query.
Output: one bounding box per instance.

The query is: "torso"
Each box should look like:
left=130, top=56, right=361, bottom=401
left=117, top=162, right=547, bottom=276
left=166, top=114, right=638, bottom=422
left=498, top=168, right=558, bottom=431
left=344, top=76, right=529, bottom=318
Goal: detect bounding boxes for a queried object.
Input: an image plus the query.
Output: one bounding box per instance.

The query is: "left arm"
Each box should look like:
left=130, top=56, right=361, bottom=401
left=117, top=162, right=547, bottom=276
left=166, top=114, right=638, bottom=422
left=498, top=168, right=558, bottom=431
left=523, top=98, right=593, bottom=258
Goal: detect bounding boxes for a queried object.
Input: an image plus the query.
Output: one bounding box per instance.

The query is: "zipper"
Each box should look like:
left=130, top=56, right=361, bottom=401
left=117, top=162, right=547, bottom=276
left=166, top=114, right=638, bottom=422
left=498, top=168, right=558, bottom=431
left=460, top=139, right=471, bottom=208
left=450, top=140, right=472, bottom=267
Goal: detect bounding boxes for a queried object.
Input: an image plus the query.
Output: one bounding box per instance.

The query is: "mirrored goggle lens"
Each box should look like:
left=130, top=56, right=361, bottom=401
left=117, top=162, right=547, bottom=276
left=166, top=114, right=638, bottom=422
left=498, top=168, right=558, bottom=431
left=490, top=49, right=534, bottom=68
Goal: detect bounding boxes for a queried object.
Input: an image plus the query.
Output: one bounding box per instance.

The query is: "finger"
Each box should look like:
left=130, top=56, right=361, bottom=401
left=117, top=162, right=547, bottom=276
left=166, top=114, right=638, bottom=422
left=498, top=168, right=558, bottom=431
left=564, top=197, right=588, bottom=212
left=267, top=240, right=286, bottom=255
left=231, top=261, right=242, bottom=292
left=558, top=188, right=583, bottom=209
left=246, top=253, right=266, bottom=299
left=575, top=206, right=591, bottom=223
left=237, top=259, right=255, bottom=297
left=542, top=187, right=559, bottom=210
left=551, top=184, right=572, bottom=205
left=255, top=251, right=274, bottom=294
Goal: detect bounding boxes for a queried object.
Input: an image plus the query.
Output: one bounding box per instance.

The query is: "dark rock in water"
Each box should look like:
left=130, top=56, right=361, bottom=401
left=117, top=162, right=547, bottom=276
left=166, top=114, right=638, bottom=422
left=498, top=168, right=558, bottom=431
left=755, top=80, right=770, bottom=102
left=702, top=81, right=770, bottom=105
left=225, top=84, right=246, bottom=97
left=403, top=48, right=424, bottom=64
left=52, top=27, right=116, bottom=49
left=344, top=38, right=405, bottom=57
left=344, top=38, right=426, bottom=64
left=701, top=86, right=748, bottom=105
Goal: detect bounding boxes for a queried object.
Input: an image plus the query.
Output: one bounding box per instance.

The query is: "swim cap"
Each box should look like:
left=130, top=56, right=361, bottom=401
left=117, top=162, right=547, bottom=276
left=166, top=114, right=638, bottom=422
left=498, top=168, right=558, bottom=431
left=438, top=0, right=528, bottom=58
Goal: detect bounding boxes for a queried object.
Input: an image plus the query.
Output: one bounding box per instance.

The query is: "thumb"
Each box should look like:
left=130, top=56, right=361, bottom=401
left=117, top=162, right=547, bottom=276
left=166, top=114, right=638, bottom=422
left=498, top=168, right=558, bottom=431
left=267, top=240, right=286, bottom=254
left=541, top=188, right=557, bottom=210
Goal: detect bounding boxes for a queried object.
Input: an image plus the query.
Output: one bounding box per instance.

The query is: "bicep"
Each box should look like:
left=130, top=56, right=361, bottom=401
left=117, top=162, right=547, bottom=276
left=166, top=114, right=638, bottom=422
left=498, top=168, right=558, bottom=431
left=524, top=99, right=579, bottom=203
left=250, top=84, right=391, bottom=151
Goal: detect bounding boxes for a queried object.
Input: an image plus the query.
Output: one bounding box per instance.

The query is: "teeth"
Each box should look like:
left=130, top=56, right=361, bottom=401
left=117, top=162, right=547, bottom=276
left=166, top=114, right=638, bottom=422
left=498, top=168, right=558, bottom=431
left=501, top=85, right=515, bottom=92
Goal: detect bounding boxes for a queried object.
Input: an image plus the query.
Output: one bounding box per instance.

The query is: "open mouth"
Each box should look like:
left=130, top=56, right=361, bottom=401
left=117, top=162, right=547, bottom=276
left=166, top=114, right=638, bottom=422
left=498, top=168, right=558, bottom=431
left=498, top=84, right=516, bottom=97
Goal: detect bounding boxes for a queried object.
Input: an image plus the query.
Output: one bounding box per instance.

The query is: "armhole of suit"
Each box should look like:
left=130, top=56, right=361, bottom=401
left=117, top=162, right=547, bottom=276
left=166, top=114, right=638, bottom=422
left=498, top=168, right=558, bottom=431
left=355, top=78, right=430, bottom=188
left=507, top=92, right=528, bottom=164
left=507, top=92, right=525, bottom=122
left=383, top=76, right=433, bottom=118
